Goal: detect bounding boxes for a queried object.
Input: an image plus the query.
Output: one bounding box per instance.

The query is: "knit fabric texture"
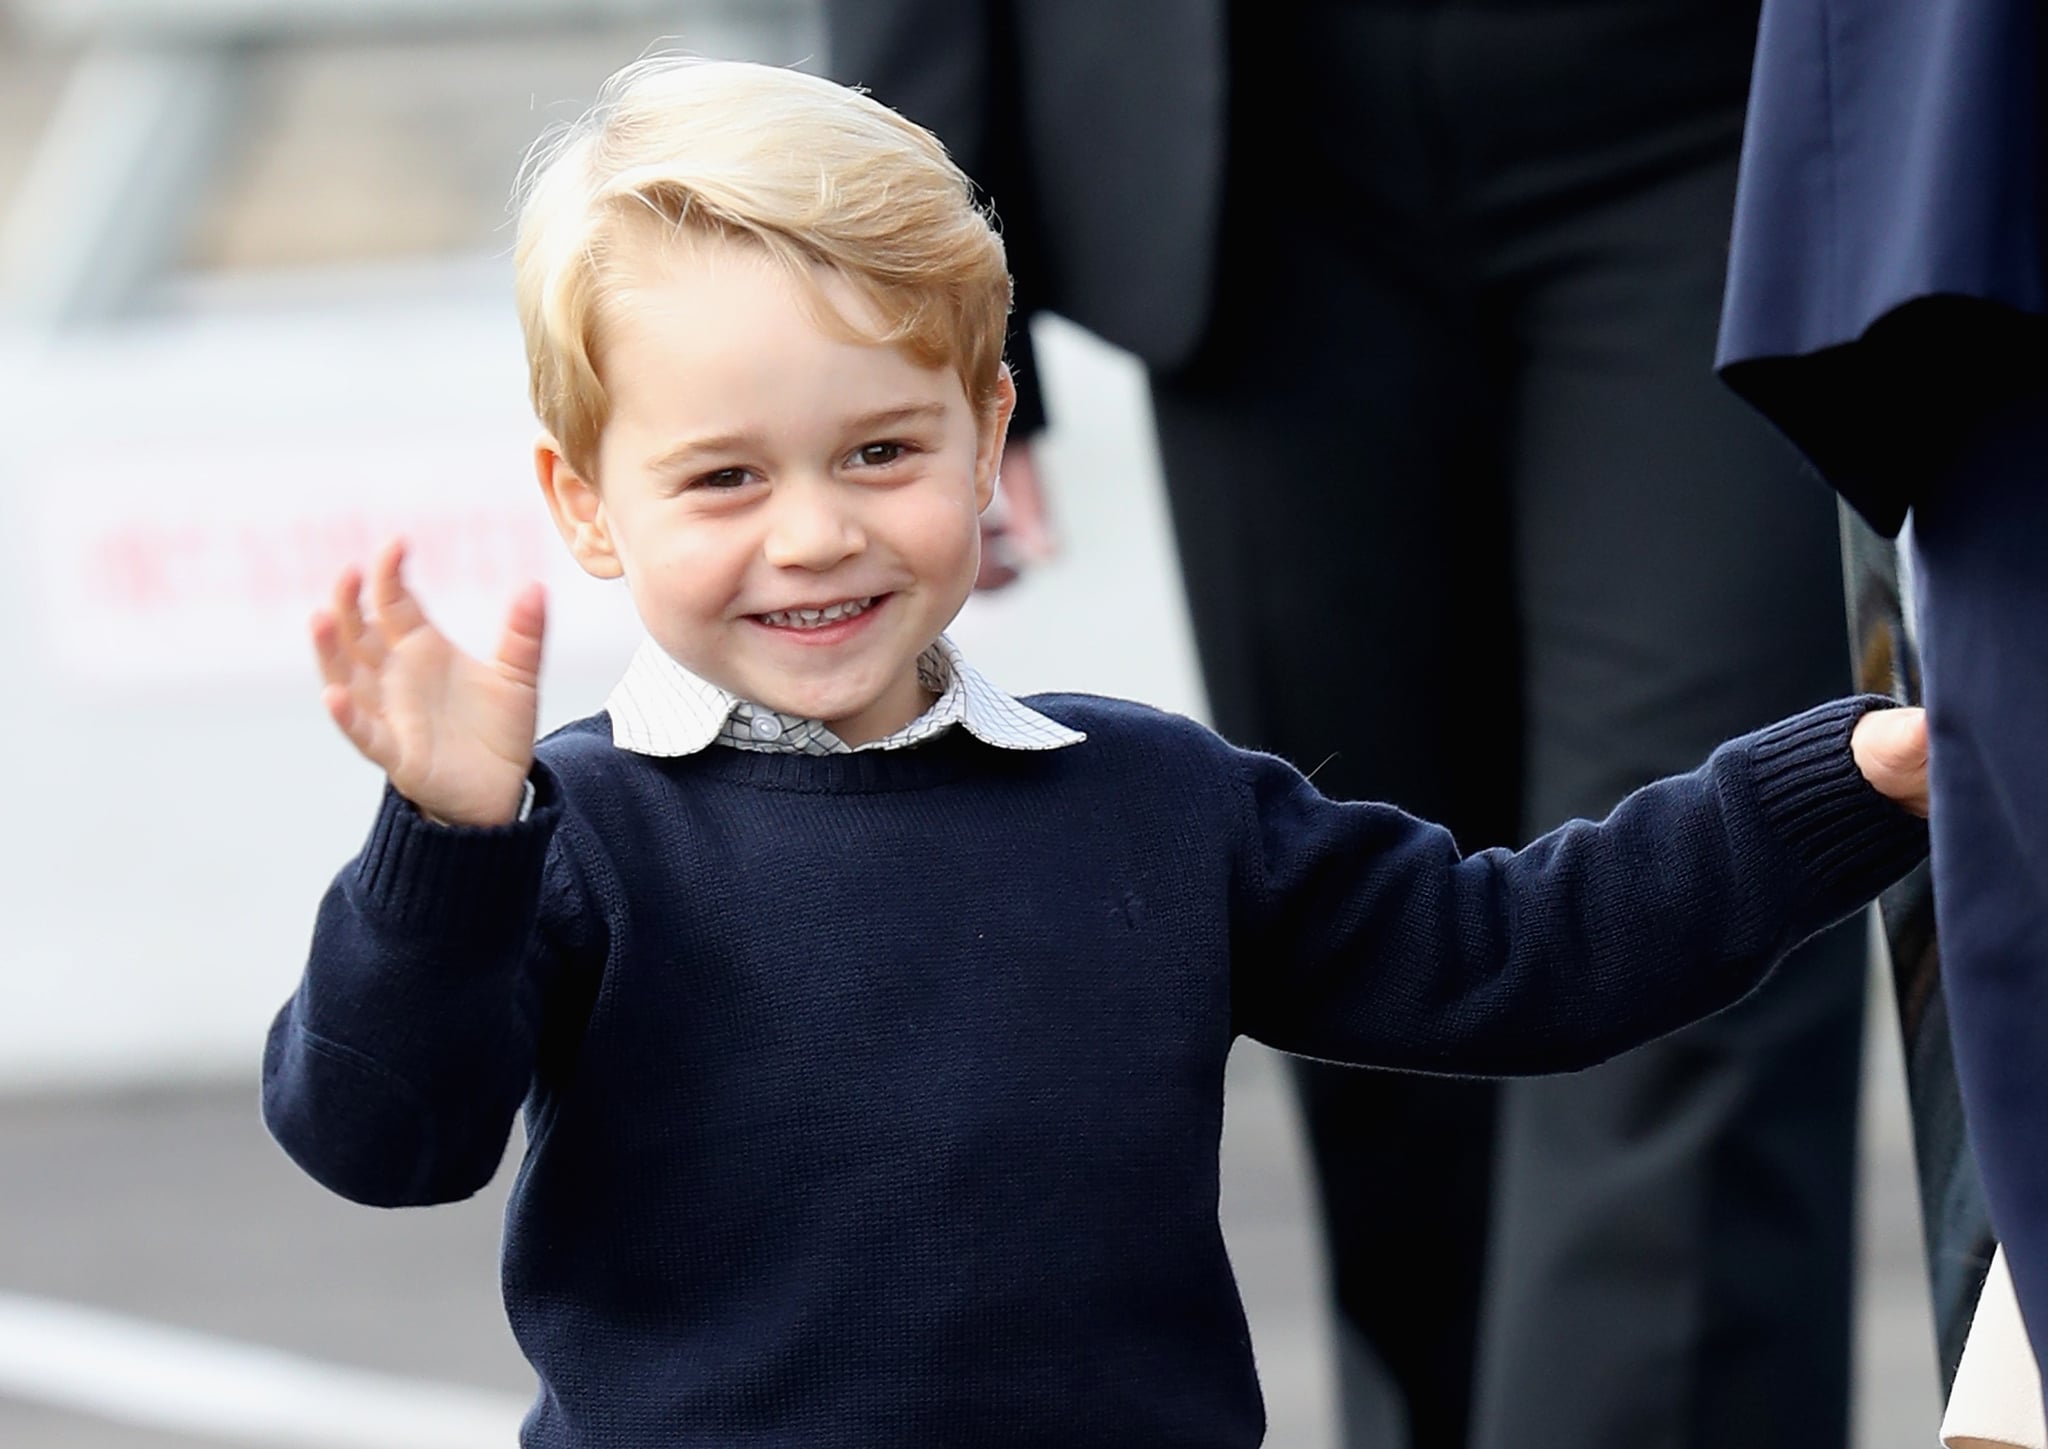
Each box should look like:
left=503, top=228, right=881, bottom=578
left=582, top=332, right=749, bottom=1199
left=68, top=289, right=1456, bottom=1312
left=262, top=692, right=1927, bottom=1447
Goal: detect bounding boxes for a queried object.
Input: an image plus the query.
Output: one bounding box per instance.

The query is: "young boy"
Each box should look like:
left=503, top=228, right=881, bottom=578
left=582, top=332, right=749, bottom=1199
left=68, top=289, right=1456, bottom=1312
left=264, top=57, right=1931, bottom=1448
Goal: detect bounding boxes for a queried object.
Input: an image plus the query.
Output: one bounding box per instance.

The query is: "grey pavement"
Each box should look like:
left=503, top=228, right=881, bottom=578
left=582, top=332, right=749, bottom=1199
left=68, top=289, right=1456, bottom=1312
left=0, top=997, right=1945, bottom=1447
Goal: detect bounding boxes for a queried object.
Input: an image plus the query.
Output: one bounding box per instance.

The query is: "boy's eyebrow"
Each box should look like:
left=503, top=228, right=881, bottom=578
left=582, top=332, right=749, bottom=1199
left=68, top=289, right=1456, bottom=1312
left=841, top=402, right=950, bottom=434
left=643, top=404, right=950, bottom=471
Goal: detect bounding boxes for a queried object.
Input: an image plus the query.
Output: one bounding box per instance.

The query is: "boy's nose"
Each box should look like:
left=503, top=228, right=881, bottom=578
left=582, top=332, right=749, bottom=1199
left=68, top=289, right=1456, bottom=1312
left=761, top=485, right=865, bottom=571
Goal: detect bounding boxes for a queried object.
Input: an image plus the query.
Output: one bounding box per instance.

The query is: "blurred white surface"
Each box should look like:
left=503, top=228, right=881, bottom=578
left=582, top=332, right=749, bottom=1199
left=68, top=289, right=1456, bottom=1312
left=0, top=1290, right=526, bottom=1447
left=13, top=0, right=726, bottom=40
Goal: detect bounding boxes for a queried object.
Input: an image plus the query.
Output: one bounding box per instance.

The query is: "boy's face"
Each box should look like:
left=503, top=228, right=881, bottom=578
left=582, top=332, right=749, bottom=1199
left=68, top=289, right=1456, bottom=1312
left=540, top=236, right=1011, bottom=745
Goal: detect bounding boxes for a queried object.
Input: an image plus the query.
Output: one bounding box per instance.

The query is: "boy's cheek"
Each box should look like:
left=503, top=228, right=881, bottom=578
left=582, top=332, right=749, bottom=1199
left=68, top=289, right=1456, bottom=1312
left=624, top=544, right=735, bottom=616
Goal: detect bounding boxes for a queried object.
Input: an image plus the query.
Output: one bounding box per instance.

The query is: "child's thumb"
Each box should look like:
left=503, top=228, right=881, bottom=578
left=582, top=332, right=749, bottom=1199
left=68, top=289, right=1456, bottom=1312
left=1852, top=706, right=1930, bottom=815
left=1864, top=706, right=1929, bottom=771
left=496, top=581, right=548, bottom=689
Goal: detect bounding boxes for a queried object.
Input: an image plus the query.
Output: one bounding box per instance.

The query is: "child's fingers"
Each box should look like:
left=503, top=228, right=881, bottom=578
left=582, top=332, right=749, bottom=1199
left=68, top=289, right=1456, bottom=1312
left=322, top=681, right=355, bottom=735
left=368, top=538, right=430, bottom=647
left=329, top=566, right=374, bottom=663
left=1888, top=709, right=1931, bottom=816
left=323, top=682, right=397, bottom=769
left=494, top=582, right=548, bottom=689
left=1853, top=707, right=1931, bottom=816
left=316, top=610, right=376, bottom=754
left=1870, top=707, right=1930, bottom=771
left=322, top=681, right=366, bottom=751
left=1896, top=706, right=1929, bottom=764
left=310, top=609, right=355, bottom=692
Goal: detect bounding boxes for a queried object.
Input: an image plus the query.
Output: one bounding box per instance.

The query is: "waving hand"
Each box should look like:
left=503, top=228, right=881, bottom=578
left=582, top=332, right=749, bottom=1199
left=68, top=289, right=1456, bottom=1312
left=311, top=539, right=546, bottom=827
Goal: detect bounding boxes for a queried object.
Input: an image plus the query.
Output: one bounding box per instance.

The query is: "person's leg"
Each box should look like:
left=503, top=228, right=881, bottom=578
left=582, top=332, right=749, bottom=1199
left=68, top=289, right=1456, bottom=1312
left=1911, top=383, right=2048, bottom=1402
left=1472, top=141, right=1864, bottom=1448
left=1150, top=358, right=1509, bottom=1449
left=1147, top=64, right=1514, bottom=1435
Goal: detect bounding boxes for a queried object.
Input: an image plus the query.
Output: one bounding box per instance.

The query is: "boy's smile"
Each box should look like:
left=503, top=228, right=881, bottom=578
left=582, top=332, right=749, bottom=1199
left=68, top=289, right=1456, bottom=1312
left=754, top=597, right=876, bottom=631
left=537, top=234, right=1012, bottom=745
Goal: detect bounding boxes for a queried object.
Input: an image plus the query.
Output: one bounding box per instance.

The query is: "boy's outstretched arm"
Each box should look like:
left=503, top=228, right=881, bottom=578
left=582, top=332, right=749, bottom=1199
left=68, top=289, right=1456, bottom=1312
left=266, top=544, right=570, bottom=1208
left=1232, top=698, right=1930, bottom=1077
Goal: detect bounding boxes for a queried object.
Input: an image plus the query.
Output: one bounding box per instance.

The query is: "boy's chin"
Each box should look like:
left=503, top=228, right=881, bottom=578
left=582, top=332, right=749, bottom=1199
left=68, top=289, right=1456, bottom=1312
left=749, top=670, right=870, bottom=713
left=804, top=699, right=914, bottom=742
left=724, top=654, right=931, bottom=739
left=793, top=683, right=928, bottom=743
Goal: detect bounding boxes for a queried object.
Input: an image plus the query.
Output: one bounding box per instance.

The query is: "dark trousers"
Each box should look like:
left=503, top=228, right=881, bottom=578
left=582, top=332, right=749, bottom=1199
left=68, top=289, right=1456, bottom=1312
left=1913, top=385, right=2048, bottom=1422
left=1147, top=3, right=1864, bottom=1444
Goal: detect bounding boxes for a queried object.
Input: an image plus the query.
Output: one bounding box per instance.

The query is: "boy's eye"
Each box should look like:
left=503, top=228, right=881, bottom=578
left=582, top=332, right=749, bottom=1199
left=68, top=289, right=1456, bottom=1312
left=852, top=441, right=910, bottom=468
left=692, top=467, right=754, bottom=490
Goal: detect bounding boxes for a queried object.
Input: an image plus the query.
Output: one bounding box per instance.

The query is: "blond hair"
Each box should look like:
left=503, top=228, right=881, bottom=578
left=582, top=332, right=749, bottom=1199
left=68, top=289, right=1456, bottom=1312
left=513, top=56, right=1012, bottom=477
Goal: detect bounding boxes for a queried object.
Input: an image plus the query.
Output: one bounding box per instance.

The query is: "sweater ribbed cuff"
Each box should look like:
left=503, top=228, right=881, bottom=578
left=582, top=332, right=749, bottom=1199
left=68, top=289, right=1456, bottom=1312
left=349, top=764, right=560, bottom=933
left=1742, top=695, right=1929, bottom=926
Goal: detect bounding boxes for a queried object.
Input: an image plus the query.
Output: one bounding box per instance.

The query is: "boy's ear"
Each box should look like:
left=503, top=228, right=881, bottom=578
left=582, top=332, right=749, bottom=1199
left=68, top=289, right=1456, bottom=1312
left=536, top=435, right=624, bottom=580
left=973, top=365, right=1018, bottom=514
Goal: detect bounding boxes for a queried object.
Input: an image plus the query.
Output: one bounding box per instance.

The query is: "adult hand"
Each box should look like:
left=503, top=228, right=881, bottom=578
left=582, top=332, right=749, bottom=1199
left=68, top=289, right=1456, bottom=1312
left=1851, top=706, right=1930, bottom=817
left=310, top=538, right=546, bottom=827
left=976, top=437, right=1059, bottom=591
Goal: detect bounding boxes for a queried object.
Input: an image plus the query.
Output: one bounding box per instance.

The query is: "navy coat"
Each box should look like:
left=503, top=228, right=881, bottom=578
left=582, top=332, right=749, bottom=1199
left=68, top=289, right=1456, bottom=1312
left=1719, top=0, right=2048, bottom=1404
left=1716, top=0, right=2048, bottom=536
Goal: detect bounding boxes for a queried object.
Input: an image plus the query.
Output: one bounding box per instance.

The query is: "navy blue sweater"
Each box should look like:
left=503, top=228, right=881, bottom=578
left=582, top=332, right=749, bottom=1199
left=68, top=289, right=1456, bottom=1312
left=263, top=693, right=1926, bottom=1447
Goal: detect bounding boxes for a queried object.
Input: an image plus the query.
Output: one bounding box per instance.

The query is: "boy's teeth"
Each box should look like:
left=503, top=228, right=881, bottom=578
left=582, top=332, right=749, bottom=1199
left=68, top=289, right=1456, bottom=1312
left=760, top=597, right=873, bottom=629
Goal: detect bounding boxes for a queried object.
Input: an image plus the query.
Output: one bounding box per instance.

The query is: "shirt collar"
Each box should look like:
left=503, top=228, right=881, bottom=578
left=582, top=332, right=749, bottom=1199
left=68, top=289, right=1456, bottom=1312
left=603, top=634, right=1085, bottom=758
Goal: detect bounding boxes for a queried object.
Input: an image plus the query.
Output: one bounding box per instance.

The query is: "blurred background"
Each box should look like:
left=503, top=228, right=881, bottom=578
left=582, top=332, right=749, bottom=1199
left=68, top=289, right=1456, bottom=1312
left=0, top=1, right=1942, bottom=1444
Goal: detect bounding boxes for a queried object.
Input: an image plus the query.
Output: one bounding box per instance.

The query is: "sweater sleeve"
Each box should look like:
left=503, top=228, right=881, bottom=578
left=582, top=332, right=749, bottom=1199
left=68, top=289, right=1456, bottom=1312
left=261, top=761, right=589, bottom=1207
left=1231, top=697, right=1928, bottom=1075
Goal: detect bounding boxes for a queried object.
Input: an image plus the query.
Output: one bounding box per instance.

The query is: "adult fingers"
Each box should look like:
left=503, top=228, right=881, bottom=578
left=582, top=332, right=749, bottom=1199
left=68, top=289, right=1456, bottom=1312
left=999, top=442, right=1058, bottom=562
left=975, top=519, right=1021, bottom=592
